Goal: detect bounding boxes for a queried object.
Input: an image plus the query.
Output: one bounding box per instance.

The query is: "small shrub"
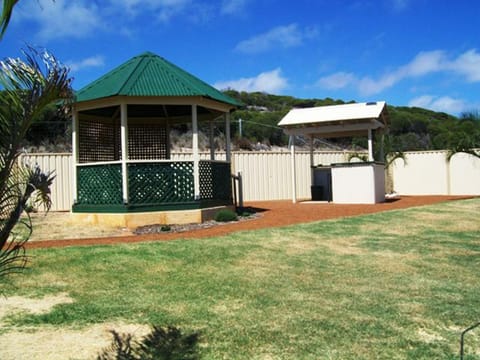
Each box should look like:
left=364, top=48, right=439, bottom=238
left=240, top=211, right=253, bottom=217
left=214, top=209, right=238, bottom=222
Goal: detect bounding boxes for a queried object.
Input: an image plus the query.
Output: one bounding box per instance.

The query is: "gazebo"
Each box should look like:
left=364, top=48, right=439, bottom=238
left=71, top=52, right=241, bottom=227
left=278, top=101, right=388, bottom=204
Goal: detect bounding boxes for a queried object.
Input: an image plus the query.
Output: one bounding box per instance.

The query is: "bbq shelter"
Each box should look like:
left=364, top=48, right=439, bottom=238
left=71, top=52, right=240, bottom=227
left=278, top=101, right=388, bottom=204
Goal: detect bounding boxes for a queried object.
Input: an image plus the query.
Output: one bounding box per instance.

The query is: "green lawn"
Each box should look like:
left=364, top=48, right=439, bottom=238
left=2, top=198, right=480, bottom=359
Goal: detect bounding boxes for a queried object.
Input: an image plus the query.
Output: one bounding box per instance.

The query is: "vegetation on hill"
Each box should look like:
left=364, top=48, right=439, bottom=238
left=225, top=90, right=480, bottom=153
left=21, top=90, right=480, bottom=153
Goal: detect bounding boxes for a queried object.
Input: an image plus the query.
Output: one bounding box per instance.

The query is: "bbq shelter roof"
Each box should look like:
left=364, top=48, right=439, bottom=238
left=278, top=101, right=387, bottom=138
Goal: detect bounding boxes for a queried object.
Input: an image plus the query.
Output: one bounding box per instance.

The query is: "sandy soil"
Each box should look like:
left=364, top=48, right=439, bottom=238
left=26, top=195, right=472, bottom=249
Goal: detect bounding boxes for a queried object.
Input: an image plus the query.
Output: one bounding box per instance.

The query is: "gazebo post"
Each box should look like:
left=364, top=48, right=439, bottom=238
left=289, top=135, right=297, bottom=203
left=192, top=104, right=200, bottom=200
left=225, top=112, right=231, bottom=163
left=209, top=119, right=215, bottom=160
left=368, top=129, right=374, bottom=161
left=71, top=108, right=79, bottom=205
left=120, top=103, right=129, bottom=203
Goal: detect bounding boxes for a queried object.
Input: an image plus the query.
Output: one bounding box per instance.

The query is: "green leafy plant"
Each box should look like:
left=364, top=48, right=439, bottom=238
left=0, top=47, right=72, bottom=281
left=214, top=209, right=238, bottom=222
left=97, top=325, right=200, bottom=360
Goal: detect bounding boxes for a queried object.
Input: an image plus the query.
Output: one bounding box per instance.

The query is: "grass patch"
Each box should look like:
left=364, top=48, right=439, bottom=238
left=1, top=198, right=480, bottom=359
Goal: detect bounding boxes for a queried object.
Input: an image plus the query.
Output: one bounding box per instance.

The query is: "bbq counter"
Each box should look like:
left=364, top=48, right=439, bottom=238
left=311, top=162, right=385, bottom=204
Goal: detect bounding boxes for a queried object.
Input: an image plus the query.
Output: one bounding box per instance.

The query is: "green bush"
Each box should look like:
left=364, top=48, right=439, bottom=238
left=214, top=209, right=238, bottom=222
left=240, top=211, right=253, bottom=217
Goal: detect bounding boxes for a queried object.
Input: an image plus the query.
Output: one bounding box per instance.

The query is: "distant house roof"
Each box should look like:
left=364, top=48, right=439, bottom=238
left=75, top=51, right=241, bottom=107
left=278, top=101, right=388, bottom=138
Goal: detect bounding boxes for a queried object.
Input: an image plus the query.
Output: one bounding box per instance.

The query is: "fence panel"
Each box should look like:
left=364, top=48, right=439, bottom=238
left=392, top=151, right=449, bottom=195
left=18, top=150, right=480, bottom=211
left=446, top=152, right=480, bottom=195
left=19, top=153, right=73, bottom=211
left=391, top=150, right=480, bottom=195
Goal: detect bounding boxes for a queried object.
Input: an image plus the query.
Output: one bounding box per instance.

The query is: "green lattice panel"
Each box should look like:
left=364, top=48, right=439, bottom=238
left=199, top=161, right=232, bottom=201
left=128, top=162, right=194, bottom=204
left=77, top=164, right=123, bottom=205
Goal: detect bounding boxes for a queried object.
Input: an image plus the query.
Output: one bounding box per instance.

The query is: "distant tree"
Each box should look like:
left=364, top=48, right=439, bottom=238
left=21, top=102, right=71, bottom=151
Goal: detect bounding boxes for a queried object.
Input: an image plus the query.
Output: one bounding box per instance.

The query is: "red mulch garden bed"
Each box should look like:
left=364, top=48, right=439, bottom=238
left=26, top=195, right=472, bottom=249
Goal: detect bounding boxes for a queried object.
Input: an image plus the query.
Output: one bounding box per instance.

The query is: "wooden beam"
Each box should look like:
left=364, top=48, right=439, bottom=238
left=282, top=120, right=384, bottom=137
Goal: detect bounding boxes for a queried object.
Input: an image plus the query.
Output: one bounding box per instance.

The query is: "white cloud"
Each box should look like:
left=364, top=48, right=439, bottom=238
left=358, top=50, right=447, bottom=95
left=67, top=55, right=105, bottom=72
left=221, top=0, right=248, bottom=15
left=317, top=49, right=480, bottom=96
left=316, top=72, right=356, bottom=90
left=450, top=49, right=480, bottom=82
left=235, top=24, right=310, bottom=54
left=214, top=68, right=288, bottom=94
left=390, top=0, right=410, bottom=11
left=15, top=0, right=203, bottom=41
left=109, top=0, right=214, bottom=25
left=400, top=50, right=446, bottom=77
left=17, top=0, right=102, bottom=41
left=116, top=0, right=190, bottom=16
left=409, top=95, right=467, bottom=114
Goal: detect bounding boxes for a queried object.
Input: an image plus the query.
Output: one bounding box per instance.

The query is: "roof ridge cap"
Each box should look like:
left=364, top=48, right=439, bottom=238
left=117, top=53, right=149, bottom=95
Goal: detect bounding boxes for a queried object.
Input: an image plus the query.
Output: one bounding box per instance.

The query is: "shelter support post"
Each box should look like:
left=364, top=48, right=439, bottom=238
left=368, top=129, right=374, bottom=161
left=309, top=135, right=314, bottom=185
left=192, top=105, right=200, bottom=200
left=379, top=132, right=385, bottom=164
left=120, top=103, right=129, bottom=203
left=289, top=135, right=297, bottom=203
left=225, top=112, right=231, bottom=163
left=71, top=109, right=79, bottom=204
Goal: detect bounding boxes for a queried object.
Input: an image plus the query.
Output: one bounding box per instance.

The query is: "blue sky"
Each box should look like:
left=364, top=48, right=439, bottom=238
left=1, top=0, right=479, bottom=115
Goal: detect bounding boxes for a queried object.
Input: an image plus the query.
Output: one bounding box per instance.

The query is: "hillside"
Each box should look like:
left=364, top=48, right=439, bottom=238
left=224, top=90, right=480, bottom=152
left=22, top=91, right=480, bottom=153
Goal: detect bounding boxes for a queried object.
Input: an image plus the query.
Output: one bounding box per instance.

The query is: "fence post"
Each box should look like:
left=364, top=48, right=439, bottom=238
left=237, top=171, right=244, bottom=209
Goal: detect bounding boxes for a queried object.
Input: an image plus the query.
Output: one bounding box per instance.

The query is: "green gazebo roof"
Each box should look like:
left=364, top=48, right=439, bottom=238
left=75, top=51, right=241, bottom=107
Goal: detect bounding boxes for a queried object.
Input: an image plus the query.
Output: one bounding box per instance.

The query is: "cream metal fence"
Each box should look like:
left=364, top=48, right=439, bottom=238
left=19, top=153, right=73, bottom=212
left=19, top=150, right=480, bottom=211
left=392, top=150, right=480, bottom=196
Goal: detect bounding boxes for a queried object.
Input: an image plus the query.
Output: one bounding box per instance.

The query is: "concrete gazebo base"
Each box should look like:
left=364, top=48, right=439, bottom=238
left=70, top=205, right=235, bottom=229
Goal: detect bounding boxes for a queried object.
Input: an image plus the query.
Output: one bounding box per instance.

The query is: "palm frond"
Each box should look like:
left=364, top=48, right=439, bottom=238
left=0, top=47, right=72, bottom=282
left=0, top=0, right=19, bottom=39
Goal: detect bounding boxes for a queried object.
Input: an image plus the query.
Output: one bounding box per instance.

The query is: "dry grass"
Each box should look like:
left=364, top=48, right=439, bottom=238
left=1, top=198, right=479, bottom=359
left=0, top=293, right=149, bottom=360
left=0, top=320, right=149, bottom=360
left=27, top=212, right=131, bottom=241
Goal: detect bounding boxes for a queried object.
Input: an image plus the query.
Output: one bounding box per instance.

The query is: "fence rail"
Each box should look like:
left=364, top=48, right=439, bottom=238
left=19, top=150, right=480, bottom=211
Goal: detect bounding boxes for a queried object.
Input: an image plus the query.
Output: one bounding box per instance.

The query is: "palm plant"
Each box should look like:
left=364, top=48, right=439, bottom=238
left=0, top=0, right=19, bottom=38
left=0, top=47, right=73, bottom=280
left=446, top=111, right=480, bottom=161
